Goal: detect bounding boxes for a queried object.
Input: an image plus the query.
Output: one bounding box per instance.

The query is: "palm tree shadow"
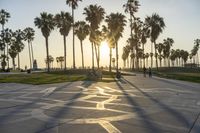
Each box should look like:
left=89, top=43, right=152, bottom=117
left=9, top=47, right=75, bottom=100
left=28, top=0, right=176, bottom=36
left=121, top=77, right=192, bottom=132
left=115, top=78, right=162, bottom=133
left=36, top=80, right=95, bottom=132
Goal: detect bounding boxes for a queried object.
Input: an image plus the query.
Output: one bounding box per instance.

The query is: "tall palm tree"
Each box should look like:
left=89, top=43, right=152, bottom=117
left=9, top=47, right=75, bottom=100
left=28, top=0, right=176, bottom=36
left=102, top=25, right=115, bottom=72
left=123, top=0, right=140, bottom=67
left=66, top=0, right=82, bottom=69
left=55, top=11, right=72, bottom=71
left=141, top=24, right=149, bottom=68
left=182, top=50, right=189, bottom=66
left=8, top=43, right=18, bottom=70
left=24, top=27, right=35, bottom=69
left=83, top=4, right=105, bottom=69
left=13, top=29, right=25, bottom=69
left=0, top=9, right=10, bottom=70
left=3, top=28, right=12, bottom=69
left=194, top=39, right=200, bottom=65
left=163, top=38, right=174, bottom=67
left=170, top=49, right=176, bottom=67
left=34, top=12, right=55, bottom=72
left=93, top=30, right=104, bottom=69
left=105, top=13, right=126, bottom=77
left=156, top=43, right=164, bottom=67
left=74, top=21, right=89, bottom=68
left=145, top=13, right=165, bottom=70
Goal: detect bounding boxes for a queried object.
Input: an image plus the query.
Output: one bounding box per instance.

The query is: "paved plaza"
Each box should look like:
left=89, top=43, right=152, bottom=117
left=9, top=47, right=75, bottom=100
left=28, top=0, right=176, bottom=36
left=0, top=74, right=200, bottom=133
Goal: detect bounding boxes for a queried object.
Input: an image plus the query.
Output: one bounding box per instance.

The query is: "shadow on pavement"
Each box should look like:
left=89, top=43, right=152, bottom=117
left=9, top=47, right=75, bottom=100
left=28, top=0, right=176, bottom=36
left=120, top=77, right=193, bottom=132
left=115, top=78, right=163, bottom=133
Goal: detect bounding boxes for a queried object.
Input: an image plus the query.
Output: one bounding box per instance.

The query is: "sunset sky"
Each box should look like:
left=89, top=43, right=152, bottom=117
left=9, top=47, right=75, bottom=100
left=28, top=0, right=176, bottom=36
left=0, top=0, right=200, bottom=69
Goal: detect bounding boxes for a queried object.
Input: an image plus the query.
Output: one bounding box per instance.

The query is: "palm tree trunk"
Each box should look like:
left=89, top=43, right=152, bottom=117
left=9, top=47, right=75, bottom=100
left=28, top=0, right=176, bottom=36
left=136, top=45, right=139, bottom=70
left=109, top=48, right=112, bottom=72
left=142, top=44, right=145, bottom=68
left=28, top=41, right=32, bottom=69
left=18, top=53, right=20, bottom=69
left=6, top=42, right=9, bottom=68
left=168, top=58, right=170, bottom=67
left=116, top=42, right=119, bottom=73
left=98, top=45, right=100, bottom=69
left=12, top=58, right=15, bottom=70
left=2, top=24, right=6, bottom=70
left=91, top=43, right=94, bottom=69
left=94, top=44, right=99, bottom=68
left=159, top=58, right=162, bottom=67
left=151, top=43, right=153, bottom=68
left=72, top=7, right=75, bottom=69
left=146, top=58, right=148, bottom=68
left=80, top=40, right=84, bottom=68
left=154, top=42, right=158, bottom=70
left=63, top=35, right=67, bottom=71
left=30, top=41, right=34, bottom=67
left=45, top=37, right=50, bottom=72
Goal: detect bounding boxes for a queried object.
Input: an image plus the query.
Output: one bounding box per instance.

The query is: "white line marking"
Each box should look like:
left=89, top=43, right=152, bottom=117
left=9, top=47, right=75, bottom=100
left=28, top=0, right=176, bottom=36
left=99, top=121, right=121, bottom=133
left=41, top=87, right=57, bottom=97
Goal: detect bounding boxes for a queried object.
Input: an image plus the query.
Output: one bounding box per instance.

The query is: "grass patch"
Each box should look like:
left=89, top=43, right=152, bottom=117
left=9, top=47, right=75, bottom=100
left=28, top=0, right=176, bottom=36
left=0, top=73, right=87, bottom=85
left=152, top=67, right=200, bottom=83
left=0, top=70, right=116, bottom=84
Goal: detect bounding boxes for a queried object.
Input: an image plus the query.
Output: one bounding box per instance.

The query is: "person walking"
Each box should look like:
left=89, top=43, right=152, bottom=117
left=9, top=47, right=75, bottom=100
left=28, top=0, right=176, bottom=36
left=148, top=67, right=152, bottom=77
left=143, top=67, right=147, bottom=77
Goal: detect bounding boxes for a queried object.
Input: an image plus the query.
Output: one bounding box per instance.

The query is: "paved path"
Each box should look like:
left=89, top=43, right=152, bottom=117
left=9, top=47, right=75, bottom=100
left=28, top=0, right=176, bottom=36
left=0, top=74, right=200, bottom=133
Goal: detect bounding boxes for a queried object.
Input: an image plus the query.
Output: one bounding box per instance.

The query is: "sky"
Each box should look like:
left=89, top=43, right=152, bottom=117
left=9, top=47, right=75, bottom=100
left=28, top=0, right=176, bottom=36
left=0, top=0, right=200, bottom=69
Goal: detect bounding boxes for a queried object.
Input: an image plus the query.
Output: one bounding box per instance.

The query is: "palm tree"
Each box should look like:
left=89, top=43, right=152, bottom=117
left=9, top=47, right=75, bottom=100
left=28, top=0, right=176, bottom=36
left=24, top=27, right=35, bottom=69
left=102, top=25, right=115, bottom=72
left=13, top=29, right=25, bottom=69
left=175, top=49, right=181, bottom=66
left=182, top=50, right=189, bottom=66
left=55, top=11, right=72, bottom=71
left=56, top=56, right=64, bottom=69
left=194, top=39, right=200, bottom=65
left=145, top=13, right=165, bottom=70
left=2, top=28, right=12, bottom=69
left=93, top=30, right=104, bottom=69
left=126, top=37, right=136, bottom=69
left=0, top=9, right=10, bottom=70
left=163, top=38, right=174, bottom=67
left=8, top=43, right=18, bottom=70
left=74, top=21, right=89, bottom=68
left=66, top=0, right=82, bottom=69
left=83, top=4, right=105, bottom=69
left=123, top=0, right=140, bottom=66
left=45, top=55, right=54, bottom=69
left=156, top=43, right=164, bottom=67
left=130, top=52, right=136, bottom=69
left=34, top=12, right=55, bottom=72
left=141, top=24, right=149, bottom=68
left=170, top=49, right=176, bottom=67
left=105, top=13, right=126, bottom=77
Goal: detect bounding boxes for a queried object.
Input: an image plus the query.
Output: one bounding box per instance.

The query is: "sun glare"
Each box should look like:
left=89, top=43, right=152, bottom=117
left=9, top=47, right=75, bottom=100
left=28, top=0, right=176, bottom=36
left=100, top=41, right=110, bottom=58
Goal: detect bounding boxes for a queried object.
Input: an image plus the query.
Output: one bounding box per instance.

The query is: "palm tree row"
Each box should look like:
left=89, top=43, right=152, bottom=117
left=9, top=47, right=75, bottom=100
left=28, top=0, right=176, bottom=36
left=0, top=9, right=36, bottom=71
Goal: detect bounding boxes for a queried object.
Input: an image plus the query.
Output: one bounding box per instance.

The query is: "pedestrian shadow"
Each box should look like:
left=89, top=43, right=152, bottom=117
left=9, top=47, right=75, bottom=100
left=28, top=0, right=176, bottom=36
left=115, top=78, right=163, bottom=133
left=121, top=77, right=193, bottom=132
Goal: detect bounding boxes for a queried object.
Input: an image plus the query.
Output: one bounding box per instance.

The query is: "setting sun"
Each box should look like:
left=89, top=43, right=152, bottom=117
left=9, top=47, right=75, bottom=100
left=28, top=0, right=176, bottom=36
left=100, top=41, right=110, bottom=58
